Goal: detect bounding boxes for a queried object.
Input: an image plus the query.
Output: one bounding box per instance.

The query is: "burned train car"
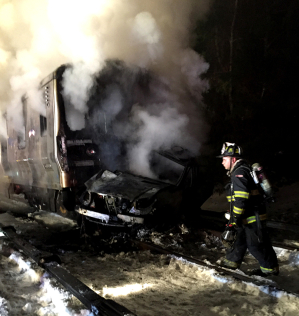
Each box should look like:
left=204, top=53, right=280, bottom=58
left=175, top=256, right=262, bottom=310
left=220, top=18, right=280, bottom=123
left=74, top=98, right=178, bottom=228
left=0, top=62, right=212, bottom=229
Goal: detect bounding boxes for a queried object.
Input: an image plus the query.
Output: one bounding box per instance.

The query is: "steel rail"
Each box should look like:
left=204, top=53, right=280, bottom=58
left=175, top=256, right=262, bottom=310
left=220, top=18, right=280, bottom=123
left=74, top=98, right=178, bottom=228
left=0, top=224, right=136, bottom=316
left=130, top=239, right=298, bottom=296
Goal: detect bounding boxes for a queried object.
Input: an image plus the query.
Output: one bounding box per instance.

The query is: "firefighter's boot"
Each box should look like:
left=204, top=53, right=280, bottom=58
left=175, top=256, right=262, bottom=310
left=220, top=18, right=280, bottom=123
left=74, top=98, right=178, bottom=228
left=217, top=257, right=240, bottom=270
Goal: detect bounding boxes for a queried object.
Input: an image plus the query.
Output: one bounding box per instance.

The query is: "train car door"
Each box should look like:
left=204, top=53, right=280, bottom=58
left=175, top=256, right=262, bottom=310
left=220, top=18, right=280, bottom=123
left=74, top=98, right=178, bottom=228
left=27, top=97, right=47, bottom=189
left=0, top=129, right=10, bottom=197
left=12, top=97, right=31, bottom=187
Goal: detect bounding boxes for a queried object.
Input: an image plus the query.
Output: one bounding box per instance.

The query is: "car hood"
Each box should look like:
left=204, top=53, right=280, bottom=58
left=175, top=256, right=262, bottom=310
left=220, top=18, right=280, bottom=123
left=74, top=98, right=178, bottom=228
left=85, top=170, right=172, bottom=202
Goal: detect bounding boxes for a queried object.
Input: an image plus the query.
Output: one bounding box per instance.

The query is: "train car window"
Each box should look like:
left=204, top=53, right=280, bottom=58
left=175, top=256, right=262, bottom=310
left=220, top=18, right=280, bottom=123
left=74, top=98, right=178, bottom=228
left=17, top=96, right=27, bottom=149
left=0, top=140, right=10, bottom=172
left=44, top=85, right=50, bottom=107
left=17, top=131, right=26, bottom=149
left=40, top=115, right=47, bottom=136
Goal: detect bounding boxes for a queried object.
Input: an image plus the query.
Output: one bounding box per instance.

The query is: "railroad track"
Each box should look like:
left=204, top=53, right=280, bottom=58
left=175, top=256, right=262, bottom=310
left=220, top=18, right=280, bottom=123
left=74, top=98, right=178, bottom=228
left=2, top=206, right=299, bottom=315
left=2, top=220, right=299, bottom=311
left=0, top=224, right=136, bottom=316
left=130, top=238, right=298, bottom=296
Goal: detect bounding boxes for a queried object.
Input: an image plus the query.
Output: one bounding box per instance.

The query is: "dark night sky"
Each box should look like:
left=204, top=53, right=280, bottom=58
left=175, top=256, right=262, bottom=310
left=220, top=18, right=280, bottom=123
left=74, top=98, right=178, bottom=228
left=192, top=0, right=299, bottom=184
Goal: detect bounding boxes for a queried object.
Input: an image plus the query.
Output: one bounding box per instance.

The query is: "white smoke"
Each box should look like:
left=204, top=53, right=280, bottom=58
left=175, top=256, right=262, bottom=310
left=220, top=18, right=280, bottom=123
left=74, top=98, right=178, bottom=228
left=128, top=105, right=193, bottom=177
left=0, top=0, right=211, bottom=177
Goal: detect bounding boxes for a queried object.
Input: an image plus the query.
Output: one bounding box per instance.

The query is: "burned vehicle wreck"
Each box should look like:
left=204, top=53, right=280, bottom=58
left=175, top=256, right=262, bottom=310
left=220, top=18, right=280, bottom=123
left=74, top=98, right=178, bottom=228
left=0, top=60, right=213, bottom=230
left=75, top=149, right=197, bottom=228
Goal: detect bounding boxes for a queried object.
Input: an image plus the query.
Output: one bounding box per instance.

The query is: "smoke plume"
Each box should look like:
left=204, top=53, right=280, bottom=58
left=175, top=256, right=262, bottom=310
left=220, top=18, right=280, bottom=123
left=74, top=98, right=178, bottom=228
left=0, top=0, right=211, bottom=177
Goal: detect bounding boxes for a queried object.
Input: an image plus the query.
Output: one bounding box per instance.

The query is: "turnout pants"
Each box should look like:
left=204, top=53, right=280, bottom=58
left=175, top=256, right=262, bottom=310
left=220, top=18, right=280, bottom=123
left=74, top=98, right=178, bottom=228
left=226, top=222, right=278, bottom=269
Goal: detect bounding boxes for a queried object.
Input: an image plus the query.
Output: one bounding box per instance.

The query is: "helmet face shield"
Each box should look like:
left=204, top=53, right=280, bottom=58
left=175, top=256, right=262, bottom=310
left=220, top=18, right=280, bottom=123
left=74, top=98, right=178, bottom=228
left=217, top=142, right=243, bottom=158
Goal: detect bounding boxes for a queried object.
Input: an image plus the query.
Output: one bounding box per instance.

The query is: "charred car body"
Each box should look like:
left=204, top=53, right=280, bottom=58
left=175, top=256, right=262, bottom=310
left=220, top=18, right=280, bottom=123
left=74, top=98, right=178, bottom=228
left=0, top=61, right=212, bottom=229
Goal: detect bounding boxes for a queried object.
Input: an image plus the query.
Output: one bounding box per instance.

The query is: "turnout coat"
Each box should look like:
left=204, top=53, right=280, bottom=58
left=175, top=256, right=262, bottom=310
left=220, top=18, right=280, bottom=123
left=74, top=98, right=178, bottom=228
left=223, top=159, right=278, bottom=272
left=226, top=159, right=266, bottom=226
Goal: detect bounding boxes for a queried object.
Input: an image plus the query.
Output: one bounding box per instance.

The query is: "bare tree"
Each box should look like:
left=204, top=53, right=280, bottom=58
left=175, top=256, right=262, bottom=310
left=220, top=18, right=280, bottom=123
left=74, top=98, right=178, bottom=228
left=229, top=0, right=238, bottom=114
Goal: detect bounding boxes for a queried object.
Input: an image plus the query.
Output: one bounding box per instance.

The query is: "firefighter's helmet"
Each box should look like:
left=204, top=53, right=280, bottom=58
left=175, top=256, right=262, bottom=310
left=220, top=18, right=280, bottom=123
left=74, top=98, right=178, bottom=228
left=217, top=142, right=243, bottom=158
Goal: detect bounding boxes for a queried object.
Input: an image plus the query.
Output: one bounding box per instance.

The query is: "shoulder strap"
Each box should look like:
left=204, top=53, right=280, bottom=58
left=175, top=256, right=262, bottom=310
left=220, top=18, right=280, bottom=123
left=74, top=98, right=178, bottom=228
left=232, top=163, right=251, bottom=177
left=233, top=163, right=260, bottom=191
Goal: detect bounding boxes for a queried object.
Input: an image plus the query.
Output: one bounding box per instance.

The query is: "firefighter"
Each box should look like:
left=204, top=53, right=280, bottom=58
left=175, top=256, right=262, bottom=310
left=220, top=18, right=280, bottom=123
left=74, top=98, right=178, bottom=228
left=217, top=142, right=279, bottom=276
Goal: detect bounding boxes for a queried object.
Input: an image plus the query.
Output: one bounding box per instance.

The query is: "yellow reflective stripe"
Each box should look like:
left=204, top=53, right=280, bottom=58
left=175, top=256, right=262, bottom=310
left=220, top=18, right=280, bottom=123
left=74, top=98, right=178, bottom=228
left=226, top=196, right=232, bottom=202
left=224, top=258, right=240, bottom=268
left=243, top=213, right=267, bottom=224
left=234, top=191, right=249, bottom=199
left=260, top=266, right=272, bottom=272
left=233, top=206, right=244, bottom=215
left=246, top=216, right=256, bottom=224
left=260, top=266, right=279, bottom=273
left=234, top=206, right=244, bottom=211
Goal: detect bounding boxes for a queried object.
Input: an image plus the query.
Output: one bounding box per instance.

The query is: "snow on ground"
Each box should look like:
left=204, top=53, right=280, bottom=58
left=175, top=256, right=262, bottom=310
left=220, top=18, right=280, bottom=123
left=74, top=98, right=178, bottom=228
left=60, top=247, right=299, bottom=316
left=1, top=184, right=299, bottom=316
left=0, top=249, right=91, bottom=316
left=0, top=210, right=92, bottom=316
